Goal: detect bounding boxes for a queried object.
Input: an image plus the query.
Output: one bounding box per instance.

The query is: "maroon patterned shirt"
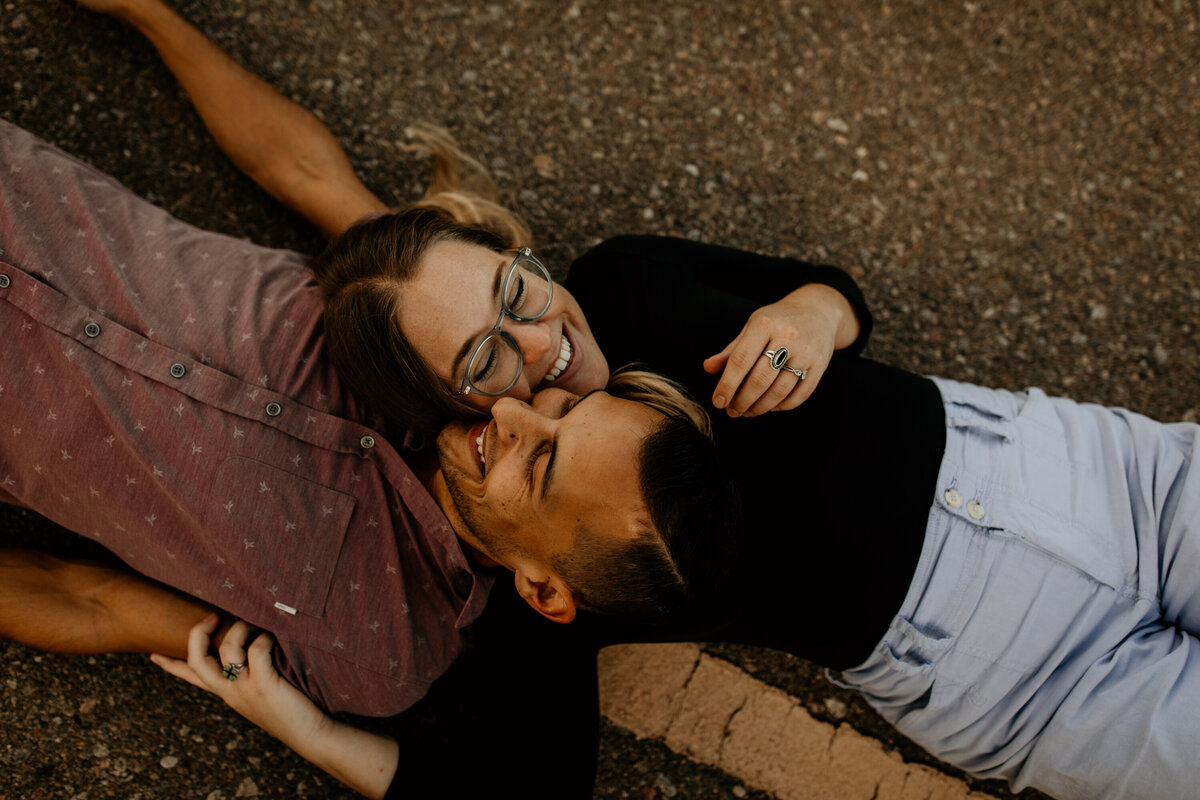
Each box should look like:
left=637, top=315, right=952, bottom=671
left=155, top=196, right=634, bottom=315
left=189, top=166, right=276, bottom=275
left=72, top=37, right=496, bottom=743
left=0, top=118, right=490, bottom=715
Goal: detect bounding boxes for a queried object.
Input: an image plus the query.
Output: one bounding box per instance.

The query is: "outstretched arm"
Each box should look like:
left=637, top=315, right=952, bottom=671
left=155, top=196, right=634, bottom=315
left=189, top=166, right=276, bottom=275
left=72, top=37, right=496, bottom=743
left=153, top=617, right=399, bottom=799
left=0, top=548, right=212, bottom=657
left=76, top=0, right=386, bottom=239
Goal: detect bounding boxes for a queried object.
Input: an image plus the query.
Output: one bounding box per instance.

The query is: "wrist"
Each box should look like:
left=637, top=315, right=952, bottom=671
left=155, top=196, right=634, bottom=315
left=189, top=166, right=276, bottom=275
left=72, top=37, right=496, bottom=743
left=308, top=716, right=398, bottom=799
left=791, top=283, right=858, bottom=350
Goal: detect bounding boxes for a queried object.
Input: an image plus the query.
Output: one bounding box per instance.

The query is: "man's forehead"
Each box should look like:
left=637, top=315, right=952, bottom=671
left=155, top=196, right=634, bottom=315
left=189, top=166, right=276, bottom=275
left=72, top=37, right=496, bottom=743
left=551, top=393, right=658, bottom=505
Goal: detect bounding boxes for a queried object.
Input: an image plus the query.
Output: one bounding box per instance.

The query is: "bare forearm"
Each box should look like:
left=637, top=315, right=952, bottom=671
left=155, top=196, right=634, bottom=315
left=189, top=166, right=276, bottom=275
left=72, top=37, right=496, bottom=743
left=296, top=718, right=399, bottom=800
left=109, top=0, right=381, bottom=237
left=0, top=548, right=211, bottom=656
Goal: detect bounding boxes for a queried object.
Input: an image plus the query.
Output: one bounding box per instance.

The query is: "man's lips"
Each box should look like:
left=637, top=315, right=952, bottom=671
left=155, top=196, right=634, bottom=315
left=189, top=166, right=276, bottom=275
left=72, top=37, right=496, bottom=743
left=467, top=420, right=489, bottom=476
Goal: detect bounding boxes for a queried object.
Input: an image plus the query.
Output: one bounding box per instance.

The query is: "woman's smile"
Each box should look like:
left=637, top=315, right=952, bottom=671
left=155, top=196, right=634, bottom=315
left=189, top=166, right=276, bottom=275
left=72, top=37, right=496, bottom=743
left=536, top=329, right=576, bottom=388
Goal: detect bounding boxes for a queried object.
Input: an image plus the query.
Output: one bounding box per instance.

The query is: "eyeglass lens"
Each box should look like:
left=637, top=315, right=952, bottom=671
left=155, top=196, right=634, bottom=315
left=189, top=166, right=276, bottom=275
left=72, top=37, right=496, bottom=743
left=466, top=255, right=553, bottom=395
left=502, top=255, right=553, bottom=319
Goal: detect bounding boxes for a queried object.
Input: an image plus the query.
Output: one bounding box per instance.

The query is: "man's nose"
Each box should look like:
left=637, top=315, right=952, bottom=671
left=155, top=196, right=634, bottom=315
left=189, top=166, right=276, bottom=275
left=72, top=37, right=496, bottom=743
left=492, top=396, right=553, bottom=446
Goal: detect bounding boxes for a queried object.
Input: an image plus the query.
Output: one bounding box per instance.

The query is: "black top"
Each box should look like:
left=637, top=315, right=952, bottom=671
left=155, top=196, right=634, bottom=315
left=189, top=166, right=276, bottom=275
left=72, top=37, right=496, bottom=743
left=382, top=237, right=949, bottom=798
left=567, top=236, right=946, bottom=668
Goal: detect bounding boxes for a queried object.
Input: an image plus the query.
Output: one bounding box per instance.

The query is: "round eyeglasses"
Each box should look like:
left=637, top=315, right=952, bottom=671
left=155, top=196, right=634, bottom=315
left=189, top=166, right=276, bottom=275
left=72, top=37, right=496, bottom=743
left=457, top=247, right=555, bottom=397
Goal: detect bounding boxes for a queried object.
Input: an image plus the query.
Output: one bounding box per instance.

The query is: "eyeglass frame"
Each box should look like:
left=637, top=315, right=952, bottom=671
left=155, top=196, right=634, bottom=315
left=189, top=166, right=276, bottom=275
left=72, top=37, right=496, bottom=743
left=455, top=247, right=555, bottom=398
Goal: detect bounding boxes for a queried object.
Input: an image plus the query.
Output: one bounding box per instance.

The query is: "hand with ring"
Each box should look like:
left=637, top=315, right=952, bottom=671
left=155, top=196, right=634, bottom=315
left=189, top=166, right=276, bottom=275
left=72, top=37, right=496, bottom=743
left=703, top=283, right=855, bottom=417
left=151, top=615, right=328, bottom=750
left=151, top=615, right=400, bottom=797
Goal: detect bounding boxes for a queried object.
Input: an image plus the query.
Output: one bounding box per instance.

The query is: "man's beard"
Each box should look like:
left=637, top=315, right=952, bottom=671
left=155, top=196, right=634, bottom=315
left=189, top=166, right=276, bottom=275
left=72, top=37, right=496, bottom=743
left=436, top=448, right=519, bottom=563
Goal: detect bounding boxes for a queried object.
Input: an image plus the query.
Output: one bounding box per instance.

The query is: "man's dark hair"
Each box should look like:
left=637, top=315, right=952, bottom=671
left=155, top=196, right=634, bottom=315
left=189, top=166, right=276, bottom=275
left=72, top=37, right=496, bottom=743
left=553, top=411, right=741, bottom=625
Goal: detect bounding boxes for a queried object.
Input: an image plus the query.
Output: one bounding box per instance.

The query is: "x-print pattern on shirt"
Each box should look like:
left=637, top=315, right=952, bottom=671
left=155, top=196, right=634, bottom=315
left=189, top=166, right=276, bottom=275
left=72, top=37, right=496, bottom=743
left=0, top=119, right=490, bottom=716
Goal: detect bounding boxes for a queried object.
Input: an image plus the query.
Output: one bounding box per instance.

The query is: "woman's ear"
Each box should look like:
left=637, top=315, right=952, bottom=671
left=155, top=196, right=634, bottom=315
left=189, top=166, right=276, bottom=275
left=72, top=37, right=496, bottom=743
left=513, top=567, right=577, bottom=624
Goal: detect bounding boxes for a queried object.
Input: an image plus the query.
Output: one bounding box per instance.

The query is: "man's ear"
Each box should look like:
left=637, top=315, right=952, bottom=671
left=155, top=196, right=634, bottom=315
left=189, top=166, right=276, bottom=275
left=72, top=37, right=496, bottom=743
left=513, top=567, right=577, bottom=624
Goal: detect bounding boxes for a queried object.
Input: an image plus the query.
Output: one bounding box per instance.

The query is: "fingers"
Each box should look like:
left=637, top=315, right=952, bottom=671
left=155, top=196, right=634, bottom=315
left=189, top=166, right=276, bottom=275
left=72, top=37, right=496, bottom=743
left=742, top=361, right=823, bottom=416
left=701, top=351, right=728, bottom=376
left=709, top=332, right=767, bottom=412
left=719, top=339, right=834, bottom=416
left=150, top=653, right=209, bottom=691
left=151, top=612, right=222, bottom=691
left=152, top=615, right=279, bottom=723
left=218, top=620, right=252, bottom=664
left=714, top=332, right=806, bottom=416
left=728, top=364, right=804, bottom=417
left=214, top=620, right=260, bottom=683
left=246, top=631, right=276, bottom=672
left=708, top=309, right=838, bottom=416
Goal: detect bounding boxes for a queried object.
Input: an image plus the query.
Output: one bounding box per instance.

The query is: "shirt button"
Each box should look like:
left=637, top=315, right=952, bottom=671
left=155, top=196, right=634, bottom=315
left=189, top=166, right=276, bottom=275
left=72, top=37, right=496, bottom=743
left=169, top=363, right=187, bottom=378
left=84, top=322, right=101, bottom=338
left=944, top=489, right=963, bottom=508
left=265, top=402, right=282, bottom=417
left=967, top=501, right=986, bottom=520
left=360, top=435, right=376, bottom=450
left=0, top=274, right=10, bottom=289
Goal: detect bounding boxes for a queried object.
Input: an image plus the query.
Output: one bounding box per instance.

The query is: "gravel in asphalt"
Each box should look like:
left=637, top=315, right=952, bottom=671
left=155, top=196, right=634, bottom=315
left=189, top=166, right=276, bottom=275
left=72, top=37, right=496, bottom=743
left=2, top=1, right=1197, bottom=798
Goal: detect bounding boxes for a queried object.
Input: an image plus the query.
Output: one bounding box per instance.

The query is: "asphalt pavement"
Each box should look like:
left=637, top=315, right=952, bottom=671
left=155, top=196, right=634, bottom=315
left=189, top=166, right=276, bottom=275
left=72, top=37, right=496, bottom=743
left=2, top=1, right=1198, bottom=798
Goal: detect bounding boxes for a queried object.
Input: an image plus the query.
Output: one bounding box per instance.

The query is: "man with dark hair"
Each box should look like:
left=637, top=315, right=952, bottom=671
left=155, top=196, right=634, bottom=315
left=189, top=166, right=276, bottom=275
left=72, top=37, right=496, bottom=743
left=552, top=413, right=740, bottom=623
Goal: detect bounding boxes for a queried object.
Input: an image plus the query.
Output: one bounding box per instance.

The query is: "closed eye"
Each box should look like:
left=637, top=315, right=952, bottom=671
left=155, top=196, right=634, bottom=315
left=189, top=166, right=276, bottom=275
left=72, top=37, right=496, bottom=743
left=507, top=275, right=528, bottom=313
left=527, top=443, right=549, bottom=486
left=534, top=393, right=586, bottom=497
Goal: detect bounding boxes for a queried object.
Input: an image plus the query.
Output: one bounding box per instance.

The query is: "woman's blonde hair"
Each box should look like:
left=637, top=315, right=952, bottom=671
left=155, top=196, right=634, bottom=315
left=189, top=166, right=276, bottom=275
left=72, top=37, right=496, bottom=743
left=404, top=124, right=532, bottom=248
left=606, top=365, right=713, bottom=439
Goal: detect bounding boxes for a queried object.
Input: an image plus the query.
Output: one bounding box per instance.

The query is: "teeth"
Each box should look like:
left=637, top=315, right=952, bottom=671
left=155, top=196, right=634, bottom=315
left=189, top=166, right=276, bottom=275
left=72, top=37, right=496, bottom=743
left=476, top=433, right=484, bottom=464
left=542, top=334, right=573, bottom=383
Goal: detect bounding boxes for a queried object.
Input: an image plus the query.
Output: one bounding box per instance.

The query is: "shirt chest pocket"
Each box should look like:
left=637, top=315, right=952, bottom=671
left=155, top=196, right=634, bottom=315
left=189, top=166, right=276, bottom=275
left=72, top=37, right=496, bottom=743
left=206, top=457, right=356, bottom=618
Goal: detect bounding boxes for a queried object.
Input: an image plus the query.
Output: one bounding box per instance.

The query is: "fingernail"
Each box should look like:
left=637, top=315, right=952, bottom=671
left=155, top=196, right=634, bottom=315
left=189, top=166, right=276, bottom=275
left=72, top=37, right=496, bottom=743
left=713, top=395, right=726, bottom=408
left=727, top=408, right=740, bottom=418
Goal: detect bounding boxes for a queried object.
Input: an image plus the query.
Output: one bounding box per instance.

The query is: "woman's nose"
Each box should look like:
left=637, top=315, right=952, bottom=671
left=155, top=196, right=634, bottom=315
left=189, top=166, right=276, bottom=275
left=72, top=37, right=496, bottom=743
left=508, top=319, right=555, bottom=368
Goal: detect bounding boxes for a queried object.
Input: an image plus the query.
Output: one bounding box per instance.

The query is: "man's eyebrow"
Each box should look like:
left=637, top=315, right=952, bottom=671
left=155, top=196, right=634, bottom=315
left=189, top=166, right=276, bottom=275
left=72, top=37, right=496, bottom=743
left=541, top=389, right=603, bottom=501
left=452, top=257, right=509, bottom=374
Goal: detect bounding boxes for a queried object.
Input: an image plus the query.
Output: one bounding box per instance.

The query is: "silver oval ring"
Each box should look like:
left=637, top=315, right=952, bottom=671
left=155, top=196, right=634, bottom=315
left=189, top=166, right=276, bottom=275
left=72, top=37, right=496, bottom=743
left=763, top=347, right=790, bottom=370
